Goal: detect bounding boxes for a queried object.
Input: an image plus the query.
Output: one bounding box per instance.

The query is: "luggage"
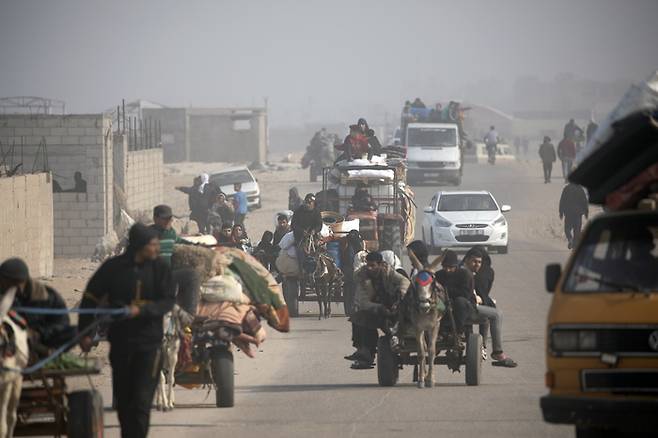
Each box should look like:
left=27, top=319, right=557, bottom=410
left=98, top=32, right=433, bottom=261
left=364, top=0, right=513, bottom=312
left=570, top=71, right=658, bottom=205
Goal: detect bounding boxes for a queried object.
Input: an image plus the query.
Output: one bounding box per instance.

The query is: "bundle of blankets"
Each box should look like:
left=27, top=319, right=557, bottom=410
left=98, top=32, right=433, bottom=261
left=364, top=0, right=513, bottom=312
left=171, top=245, right=290, bottom=360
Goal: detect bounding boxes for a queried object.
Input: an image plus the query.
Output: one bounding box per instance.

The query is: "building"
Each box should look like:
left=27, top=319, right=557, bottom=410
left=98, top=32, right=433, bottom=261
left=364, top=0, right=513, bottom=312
left=143, top=107, right=268, bottom=164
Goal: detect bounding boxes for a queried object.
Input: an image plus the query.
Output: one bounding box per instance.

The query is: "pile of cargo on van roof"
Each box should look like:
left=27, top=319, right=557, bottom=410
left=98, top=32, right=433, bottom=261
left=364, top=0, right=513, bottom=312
left=569, top=71, right=658, bottom=211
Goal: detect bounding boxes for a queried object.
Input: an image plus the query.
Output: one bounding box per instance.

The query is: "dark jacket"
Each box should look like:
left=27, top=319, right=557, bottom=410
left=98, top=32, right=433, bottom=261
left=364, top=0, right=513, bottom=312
left=559, top=183, right=589, bottom=219
left=12, top=280, right=73, bottom=348
left=273, top=226, right=290, bottom=246
left=538, top=142, right=557, bottom=163
left=79, top=252, right=175, bottom=349
left=435, top=268, right=476, bottom=305
left=291, top=205, right=323, bottom=241
left=557, top=138, right=577, bottom=161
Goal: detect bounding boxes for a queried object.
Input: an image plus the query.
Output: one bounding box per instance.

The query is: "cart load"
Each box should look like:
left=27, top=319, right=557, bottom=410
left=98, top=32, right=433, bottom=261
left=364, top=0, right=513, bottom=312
left=172, top=244, right=290, bottom=332
left=570, top=70, right=658, bottom=210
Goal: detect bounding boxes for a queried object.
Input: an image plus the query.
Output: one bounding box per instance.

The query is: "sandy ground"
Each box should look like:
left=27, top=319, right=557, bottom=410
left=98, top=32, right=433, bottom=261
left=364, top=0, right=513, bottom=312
left=39, top=155, right=584, bottom=437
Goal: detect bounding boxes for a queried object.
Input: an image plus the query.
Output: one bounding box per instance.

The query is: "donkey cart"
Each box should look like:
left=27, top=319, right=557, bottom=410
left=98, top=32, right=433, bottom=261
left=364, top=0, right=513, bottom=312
left=14, top=360, right=104, bottom=438
left=377, top=330, right=483, bottom=387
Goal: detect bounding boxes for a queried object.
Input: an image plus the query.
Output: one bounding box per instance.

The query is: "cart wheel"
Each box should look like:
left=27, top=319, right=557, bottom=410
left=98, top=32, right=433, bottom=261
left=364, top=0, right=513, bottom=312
left=283, top=277, right=299, bottom=317
left=211, top=349, right=234, bottom=408
left=377, top=336, right=399, bottom=387
left=67, top=390, right=104, bottom=438
left=465, top=333, right=483, bottom=386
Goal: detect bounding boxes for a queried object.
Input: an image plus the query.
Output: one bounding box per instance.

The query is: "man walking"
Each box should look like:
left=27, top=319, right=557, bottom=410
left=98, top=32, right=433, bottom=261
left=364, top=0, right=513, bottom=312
left=557, top=136, right=577, bottom=181
left=559, top=183, right=589, bottom=249
left=233, top=182, right=248, bottom=226
left=538, top=136, right=557, bottom=183
left=79, top=223, right=175, bottom=438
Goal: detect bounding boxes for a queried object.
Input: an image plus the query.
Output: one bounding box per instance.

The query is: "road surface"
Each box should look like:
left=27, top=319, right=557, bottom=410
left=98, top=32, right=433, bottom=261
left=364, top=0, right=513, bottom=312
left=102, top=159, right=574, bottom=438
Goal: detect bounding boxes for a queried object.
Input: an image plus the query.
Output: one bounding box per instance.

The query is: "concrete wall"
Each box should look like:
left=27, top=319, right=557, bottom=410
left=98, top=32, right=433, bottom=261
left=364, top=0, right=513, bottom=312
left=144, top=107, right=267, bottom=164
left=0, top=173, right=54, bottom=277
left=142, top=108, right=187, bottom=163
left=124, top=148, right=163, bottom=213
left=0, top=115, right=113, bottom=257
left=113, top=133, right=163, bottom=215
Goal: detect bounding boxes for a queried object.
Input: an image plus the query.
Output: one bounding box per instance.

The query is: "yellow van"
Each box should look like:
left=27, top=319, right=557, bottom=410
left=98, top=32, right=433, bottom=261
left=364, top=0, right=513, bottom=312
left=541, top=209, right=658, bottom=438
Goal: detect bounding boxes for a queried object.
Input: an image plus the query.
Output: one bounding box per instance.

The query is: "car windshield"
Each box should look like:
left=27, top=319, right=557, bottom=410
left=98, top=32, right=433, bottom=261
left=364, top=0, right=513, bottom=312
left=563, top=214, right=658, bottom=293
left=407, top=127, right=456, bottom=147
left=437, top=194, right=497, bottom=211
left=210, top=170, right=253, bottom=186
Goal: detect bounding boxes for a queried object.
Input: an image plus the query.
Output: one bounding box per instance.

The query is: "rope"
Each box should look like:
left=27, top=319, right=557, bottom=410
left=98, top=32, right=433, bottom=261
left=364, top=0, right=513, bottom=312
left=2, top=307, right=129, bottom=374
left=13, top=307, right=130, bottom=316
left=20, top=317, right=107, bottom=375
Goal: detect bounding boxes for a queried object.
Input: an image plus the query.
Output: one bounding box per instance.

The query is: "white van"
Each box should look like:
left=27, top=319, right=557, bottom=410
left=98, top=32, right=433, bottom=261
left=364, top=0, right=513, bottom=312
left=405, top=122, right=462, bottom=185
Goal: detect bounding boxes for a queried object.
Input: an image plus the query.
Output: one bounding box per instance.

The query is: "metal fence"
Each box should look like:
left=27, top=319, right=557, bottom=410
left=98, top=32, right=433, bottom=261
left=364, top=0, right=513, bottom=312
left=113, top=99, right=162, bottom=151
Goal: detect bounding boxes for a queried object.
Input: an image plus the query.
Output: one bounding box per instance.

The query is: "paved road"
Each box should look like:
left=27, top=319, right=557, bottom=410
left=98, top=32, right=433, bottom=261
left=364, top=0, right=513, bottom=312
left=104, top=159, right=574, bottom=438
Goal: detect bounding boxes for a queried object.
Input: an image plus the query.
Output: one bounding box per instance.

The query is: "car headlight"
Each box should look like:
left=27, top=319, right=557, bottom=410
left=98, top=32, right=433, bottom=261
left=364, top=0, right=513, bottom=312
left=434, top=216, right=452, bottom=227
left=550, top=329, right=598, bottom=354
left=493, top=215, right=506, bottom=226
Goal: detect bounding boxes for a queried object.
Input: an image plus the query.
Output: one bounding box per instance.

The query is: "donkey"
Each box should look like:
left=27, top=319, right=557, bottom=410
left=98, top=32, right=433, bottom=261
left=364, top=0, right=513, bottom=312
left=156, top=304, right=193, bottom=411
left=299, top=233, right=343, bottom=319
left=407, top=250, right=446, bottom=388
left=0, top=287, right=29, bottom=437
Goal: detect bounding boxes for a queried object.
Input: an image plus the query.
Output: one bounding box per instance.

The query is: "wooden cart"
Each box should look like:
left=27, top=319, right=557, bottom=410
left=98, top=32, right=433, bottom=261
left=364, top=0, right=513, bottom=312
left=15, top=359, right=104, bottom=438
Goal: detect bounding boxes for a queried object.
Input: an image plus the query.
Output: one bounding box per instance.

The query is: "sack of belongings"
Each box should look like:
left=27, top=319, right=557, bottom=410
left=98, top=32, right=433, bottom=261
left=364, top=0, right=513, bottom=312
left=570, top=71, right=658, bottom=207
left=173, top=244, right=290, bottom=333
left=215, top=247, right=290, bottom=333
left=200, top=272, right=250, bottom=304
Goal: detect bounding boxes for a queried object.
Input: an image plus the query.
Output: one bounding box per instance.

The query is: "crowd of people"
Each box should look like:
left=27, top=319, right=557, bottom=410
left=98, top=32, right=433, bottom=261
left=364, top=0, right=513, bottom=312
left=344, top=240, right=517, bottom=370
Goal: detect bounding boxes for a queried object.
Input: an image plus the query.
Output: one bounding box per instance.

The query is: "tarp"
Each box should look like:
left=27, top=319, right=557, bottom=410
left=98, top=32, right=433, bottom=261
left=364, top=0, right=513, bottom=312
left=570, top=71, right=658, bottom=205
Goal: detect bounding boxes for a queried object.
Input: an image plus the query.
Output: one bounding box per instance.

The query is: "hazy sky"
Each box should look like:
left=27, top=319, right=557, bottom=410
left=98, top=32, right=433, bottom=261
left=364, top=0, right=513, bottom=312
left=1, top=0, right=657, bottom=126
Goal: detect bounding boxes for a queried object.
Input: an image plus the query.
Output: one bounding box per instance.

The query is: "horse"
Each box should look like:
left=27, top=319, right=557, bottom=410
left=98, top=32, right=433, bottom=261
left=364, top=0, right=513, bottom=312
left=406, top=250, right=446, bottom=388
left=155, top=304, right=193, bottom=411
left=299, top=232, right=343, bottom=319
left=0, top=287, right=29, bottom=437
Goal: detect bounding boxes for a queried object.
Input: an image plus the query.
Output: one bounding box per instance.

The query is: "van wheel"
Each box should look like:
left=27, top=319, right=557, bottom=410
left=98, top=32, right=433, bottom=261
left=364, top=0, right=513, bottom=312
left=453, top=176, right=462, bottom=186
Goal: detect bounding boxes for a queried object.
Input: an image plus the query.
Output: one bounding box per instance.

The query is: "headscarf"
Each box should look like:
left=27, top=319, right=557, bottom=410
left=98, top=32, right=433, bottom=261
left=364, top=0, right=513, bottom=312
left=198, top=173, right=209, bottom=193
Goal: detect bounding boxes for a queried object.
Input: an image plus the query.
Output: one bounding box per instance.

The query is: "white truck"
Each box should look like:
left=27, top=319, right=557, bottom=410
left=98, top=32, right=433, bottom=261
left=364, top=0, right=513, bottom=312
left=405, top=122, right=463, bottom=186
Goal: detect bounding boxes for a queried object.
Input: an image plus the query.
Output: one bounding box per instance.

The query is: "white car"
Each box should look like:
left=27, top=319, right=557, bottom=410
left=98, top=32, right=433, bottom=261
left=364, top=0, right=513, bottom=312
left=421, top=190, right=510, bottom=254
left=209, top=166, right=261, bottom=209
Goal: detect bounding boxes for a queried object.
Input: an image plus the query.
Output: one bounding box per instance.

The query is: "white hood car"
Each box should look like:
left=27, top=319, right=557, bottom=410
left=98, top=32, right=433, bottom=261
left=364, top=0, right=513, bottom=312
left=209, top=166, right=261, bottom=209
left=421, top=190, right=510, bottom=254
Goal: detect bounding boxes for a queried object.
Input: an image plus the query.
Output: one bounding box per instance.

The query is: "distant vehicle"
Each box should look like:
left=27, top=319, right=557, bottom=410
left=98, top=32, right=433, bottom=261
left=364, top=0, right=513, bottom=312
left=405, top=122, right=463, bottom=185
left=388, top=127, right=402, bottom=146
left=421, top=190, right=510, bottom=254
left=209, top=166, right=261, bottom=209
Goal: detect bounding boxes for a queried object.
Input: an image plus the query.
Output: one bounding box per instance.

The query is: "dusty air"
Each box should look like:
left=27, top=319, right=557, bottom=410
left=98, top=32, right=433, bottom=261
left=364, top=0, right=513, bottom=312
left=0, top=1, right=657, bottom=438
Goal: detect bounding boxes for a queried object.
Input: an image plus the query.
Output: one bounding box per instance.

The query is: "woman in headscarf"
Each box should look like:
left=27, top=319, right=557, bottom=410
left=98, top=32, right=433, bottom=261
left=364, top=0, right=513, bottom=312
left=289, top=187, right=302, bottom=211
left=198, top=173, right=209, bottom=193
left=176, top=175, right=208, bottom=233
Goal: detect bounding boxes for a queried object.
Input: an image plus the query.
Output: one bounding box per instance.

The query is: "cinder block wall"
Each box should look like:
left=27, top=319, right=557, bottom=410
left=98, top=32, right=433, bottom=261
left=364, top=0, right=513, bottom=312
left=113, top=133, right=163, bottom=214
left=125, top=149, right=163, bottom=213
left=0, top=173, right=54, bottom=277
left=0, top=115, right=113, bottom=257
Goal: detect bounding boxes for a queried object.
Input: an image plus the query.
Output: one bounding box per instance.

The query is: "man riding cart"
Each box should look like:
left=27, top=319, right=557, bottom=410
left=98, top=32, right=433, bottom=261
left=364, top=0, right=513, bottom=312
left=348, top=251, right=410, bottom=369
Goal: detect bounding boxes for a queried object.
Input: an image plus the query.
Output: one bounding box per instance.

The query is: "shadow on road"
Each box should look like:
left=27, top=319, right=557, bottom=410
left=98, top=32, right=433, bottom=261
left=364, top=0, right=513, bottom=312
left=239, top=382, right=465, bottom=393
